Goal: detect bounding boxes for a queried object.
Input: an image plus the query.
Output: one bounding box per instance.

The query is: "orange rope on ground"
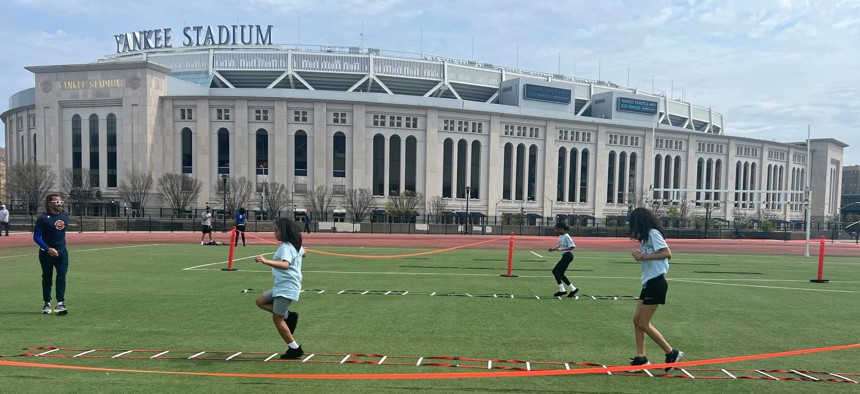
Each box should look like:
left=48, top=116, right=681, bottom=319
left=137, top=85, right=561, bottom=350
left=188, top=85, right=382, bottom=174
left=304, top=236, right=507, bottom=259
left=3, top=343, right=859, bottom=380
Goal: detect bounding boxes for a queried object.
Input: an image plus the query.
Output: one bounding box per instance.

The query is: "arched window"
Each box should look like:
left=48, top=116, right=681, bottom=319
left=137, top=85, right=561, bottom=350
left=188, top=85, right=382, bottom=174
left=654, top=154, right=662, bottom=202
left=295, top=130, right=307, bottom=176
left=442, top=138, right=453, bottom=198
left=107, top=114, right=117, bottom=186
left=568, top=148, right=578, bottom=203
left=405, top=136, right=417, bottom=192
left=664, top=155, right=673, bottom=202
left=456, top=139, right=467, bottom=198
left=389, top=135, right=401, bottom=195
left=714, top=159, right=722, bottom=203
left=32, top=133, right=37, bottom=163
left=72, top=114, right=82, bottom=187
left=218, top=128, right=230, bottom=174
left=735, top=162, right=743, bottom=207
left=372, top=134, right=385, bottom=196
left=528, top=145, right=538, bottom=201
left=181, top=128, right=193, bottom=174
left=515, top=144, right=525, bottom=200
left=579, top=149, right=589, bottom=203
left=673, top=156, right=682, bottom=202
left=618, top=152, right=627, bottom=203
left=629, top=153, right=637, bottom=201
left=332, top=131, right=345, bottom=177
left=557, top=148, right=566, bottom=202
left=696, top=158, right=704, bottom=203
left=89, top=114, right=100, bottom=186
left=607, top=151, right=616, bottom=203
left=470, top=140, right=481, bottom=198
left=257, top=129, right=269, bottom=175
left=503, top=143, right=513, bottom=200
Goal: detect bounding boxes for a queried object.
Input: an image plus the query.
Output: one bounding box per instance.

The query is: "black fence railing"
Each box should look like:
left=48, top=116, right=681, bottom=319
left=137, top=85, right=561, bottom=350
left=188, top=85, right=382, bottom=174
left=3, top=209, right=857, bottom=242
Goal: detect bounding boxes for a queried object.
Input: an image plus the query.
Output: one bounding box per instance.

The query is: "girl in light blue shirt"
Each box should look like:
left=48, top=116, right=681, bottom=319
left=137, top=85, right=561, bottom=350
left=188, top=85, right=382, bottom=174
left=547, top=222, right=579, bottom=297
left=627, top=207, right=682, bottom=372
left=255, top=217, right=305, bottom=360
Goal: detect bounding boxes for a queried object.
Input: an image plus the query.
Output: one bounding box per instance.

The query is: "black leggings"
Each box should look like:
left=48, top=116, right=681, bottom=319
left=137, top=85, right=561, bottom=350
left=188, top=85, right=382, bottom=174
left=234, top=225, right=246, bottom=245
left=552, top=252, right=573, bottom=285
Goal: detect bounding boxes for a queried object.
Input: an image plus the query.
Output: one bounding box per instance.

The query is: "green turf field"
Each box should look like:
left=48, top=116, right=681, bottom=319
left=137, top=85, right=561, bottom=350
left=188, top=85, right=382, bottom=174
left=1, top=242, right=858, bottom=393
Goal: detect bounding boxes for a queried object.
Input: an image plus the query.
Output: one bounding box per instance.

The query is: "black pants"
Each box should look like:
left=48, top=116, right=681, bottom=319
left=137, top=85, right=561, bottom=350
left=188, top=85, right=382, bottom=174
left=0, top=222, right=8, bottom=236
left=552, top=252, right=573, bottom=285
left=304, top=222, right=311, bottom=233
left=234, top=225, right=246, bottom=246
left=39, top=248, right=68, bottom=303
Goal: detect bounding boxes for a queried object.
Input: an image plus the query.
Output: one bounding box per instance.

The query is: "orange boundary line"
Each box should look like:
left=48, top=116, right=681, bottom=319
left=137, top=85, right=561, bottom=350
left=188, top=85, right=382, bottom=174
left=2, top=343, right=858, bottom=380
left=304, top=236, right=507, bottom=259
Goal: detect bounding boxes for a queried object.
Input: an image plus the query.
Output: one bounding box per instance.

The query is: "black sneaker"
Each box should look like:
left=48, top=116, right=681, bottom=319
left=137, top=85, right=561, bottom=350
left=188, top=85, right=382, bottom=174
left=553, top=291, right=567, bottom=297
left=664, top=349, right=683, bottom=372
left=285, top=311, right=299, bottom=334
left=41, top=303, right=52, bottom=314
left=280, top=345, right=304, bottom=360
left=55, top=302, right=68, bottom=316
left=567, top=288, right=579, bottom=298
left=627, top=356, right=650, bottom=372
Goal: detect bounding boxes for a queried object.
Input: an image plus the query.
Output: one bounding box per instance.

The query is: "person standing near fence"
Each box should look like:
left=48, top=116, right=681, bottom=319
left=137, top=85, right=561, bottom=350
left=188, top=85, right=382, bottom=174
left=201, top=207, right=213, bottom=245
left=0, top=204, right=9, bottom=236
left=627, top=207, right=683, bottom=372
left=234, top=207, right=247, bottom=247
left=33, top=194, right=70, bottom=315
left=302, top=214, right=311, bottom=234
left=547, top=222, right=579, bottom=298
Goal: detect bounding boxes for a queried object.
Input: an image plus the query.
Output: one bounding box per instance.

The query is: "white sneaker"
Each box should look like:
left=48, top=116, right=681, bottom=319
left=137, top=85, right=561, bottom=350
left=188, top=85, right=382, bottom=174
left=41, top=303, right=52, bottom=314
left=55, top=302, right=68, bottom=316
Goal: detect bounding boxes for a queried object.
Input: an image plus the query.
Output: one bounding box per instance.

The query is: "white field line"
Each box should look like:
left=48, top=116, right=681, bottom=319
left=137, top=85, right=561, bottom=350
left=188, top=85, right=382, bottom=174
left=673, top=279, right=860, bottom=293
left=530, top=251, right=544, bottom=258
left=183, top=254, right=266, bottom=270
left=180, top=266, right=860, bottom=285
left=0, top=244, right=163, bottom=260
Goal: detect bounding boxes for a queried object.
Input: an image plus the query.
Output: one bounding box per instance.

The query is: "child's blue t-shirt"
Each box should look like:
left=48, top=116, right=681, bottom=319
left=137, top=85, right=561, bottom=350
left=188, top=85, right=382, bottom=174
left=271, top=243, right=303, bottom=300
left=557, top=234, right=575, bottom=251
left=235, top=213, right=246, bottom=226
left=640, top=229, right=669, bottom=285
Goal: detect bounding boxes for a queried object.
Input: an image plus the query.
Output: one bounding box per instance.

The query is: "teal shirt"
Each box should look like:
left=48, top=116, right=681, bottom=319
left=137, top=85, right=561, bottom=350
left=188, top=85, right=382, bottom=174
left=640, top=229, right=669, bottom=285
left=271, top=243, right=303, bottom=300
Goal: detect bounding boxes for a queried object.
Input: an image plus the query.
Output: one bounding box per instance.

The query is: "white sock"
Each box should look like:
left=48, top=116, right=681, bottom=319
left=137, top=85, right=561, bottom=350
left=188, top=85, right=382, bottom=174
left=558, top=284, right=566, bottom=292
left=569, top=284, right=577, bottom=291
left=58, top=301, right=65, bottom=306
left=287, top=341, right=299, bottom=349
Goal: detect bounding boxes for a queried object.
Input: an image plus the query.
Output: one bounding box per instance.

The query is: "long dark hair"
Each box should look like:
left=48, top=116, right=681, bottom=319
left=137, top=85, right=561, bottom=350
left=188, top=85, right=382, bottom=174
left=274, top=217, right=302, bottom=250
left=628, top=207, right=665, bottom=242
left=554, top=222, right=569, bottom=232
left=44, top=193, right=62, bottom=213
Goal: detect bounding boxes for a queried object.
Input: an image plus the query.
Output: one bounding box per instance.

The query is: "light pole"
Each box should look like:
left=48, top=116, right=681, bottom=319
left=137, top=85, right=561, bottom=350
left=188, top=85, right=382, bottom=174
left=291, top=180, right=296, bottom=219
left=221, top=174, right=229, bottom=232
left=464, top=186, right=471, bottom=234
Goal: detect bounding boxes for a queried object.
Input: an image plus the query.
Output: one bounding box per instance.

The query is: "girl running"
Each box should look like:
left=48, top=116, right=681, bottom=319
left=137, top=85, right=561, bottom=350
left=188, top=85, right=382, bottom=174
left=547, top=222, right=579, bottom=298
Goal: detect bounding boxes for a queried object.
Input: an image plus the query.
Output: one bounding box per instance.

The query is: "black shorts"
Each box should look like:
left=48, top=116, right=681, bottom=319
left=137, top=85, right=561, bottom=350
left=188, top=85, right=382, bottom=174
left=639, top=274, right=668, bottom=305
left=235, top=224, right=246, bottom=232
left=201, top=225, right=212, bottom=234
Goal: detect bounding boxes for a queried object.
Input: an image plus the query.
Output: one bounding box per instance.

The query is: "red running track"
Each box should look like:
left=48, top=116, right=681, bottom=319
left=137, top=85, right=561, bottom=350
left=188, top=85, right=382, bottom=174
left=2, top=231, right=858, bottom=256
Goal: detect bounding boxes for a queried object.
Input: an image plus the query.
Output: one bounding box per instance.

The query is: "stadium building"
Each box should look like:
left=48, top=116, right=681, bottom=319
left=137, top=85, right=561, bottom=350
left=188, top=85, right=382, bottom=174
left=1, top=24, right=847, bottom=227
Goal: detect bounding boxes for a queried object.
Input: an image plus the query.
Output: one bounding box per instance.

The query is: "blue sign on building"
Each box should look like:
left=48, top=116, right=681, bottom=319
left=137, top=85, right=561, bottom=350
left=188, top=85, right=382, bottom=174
left=617, top=97, right=658, bottom=115
left=523, top=84, right=571, bottom=104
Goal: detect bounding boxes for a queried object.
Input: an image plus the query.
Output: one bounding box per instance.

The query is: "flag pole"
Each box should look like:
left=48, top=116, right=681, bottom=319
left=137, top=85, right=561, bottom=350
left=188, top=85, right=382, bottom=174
left=804, top=125, right=811, bottom=257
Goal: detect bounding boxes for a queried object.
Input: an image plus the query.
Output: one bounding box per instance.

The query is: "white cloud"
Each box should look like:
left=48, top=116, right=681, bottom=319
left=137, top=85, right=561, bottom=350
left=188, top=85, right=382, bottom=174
left=1, top=0, right=858, bottom=163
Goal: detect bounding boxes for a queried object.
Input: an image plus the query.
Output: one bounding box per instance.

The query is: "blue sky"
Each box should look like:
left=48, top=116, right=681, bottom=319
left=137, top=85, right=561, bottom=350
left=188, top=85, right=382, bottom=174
left=1, top=0, right=858, bottom=164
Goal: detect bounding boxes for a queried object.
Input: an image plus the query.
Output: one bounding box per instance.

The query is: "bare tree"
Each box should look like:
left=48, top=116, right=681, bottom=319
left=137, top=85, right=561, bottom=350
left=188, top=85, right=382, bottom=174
left=303, top=185, right=334, bottom=220
left=118, top=172, right=154, bottom=214
left=61, top=168, right=95, bottom=215
left=262, top=182, right=291, bottom=218
left=215, top=176, right=253, bottom=213
left=157, top=173, right=202, bottom=215
left=7, top=162, right=56, bottom=214
left=344, top=187, right=374, bottom=222
left=386, top=190, right=425, bottom=223
left=426, top=195, right=447, bottom=224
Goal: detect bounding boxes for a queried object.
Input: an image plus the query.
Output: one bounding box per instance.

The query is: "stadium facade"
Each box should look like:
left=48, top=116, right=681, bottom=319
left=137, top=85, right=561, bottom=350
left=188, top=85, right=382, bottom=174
left=1, top=24, right=847, bottom=226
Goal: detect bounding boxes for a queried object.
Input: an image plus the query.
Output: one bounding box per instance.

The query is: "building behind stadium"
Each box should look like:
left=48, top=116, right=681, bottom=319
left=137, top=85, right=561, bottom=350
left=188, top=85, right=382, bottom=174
left=1, top=24, right=847, bottom=227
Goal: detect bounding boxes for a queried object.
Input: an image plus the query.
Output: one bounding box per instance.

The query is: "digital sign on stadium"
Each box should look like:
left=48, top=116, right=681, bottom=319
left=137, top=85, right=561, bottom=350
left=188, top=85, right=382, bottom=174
left=617, top=97, right=658, bottom=115
left=523, top=84, right=571, bottom=104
